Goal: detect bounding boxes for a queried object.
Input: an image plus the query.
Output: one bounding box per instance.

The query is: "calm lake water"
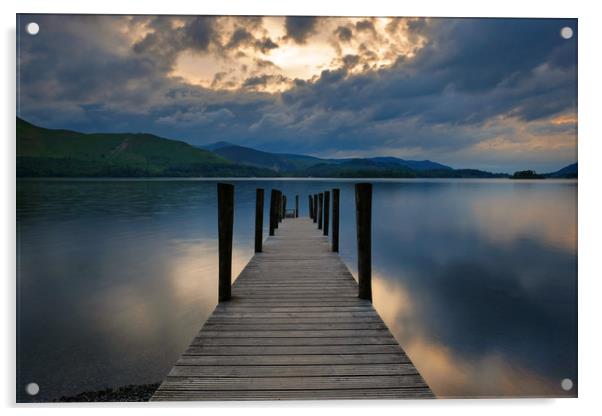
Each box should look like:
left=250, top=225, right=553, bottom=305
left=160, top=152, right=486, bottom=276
left=16, top=178, right=577, bottom=401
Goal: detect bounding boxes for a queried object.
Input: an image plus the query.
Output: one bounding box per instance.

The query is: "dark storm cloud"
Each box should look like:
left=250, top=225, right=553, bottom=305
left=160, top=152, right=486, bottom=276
left=254, top=37, right=279, bottom=53
left=284, top=16, right=318, bottom=44
left=342, top=54, right=360, bottom=69
left=225, top=27, right=254, bottom=49
left=132, top=16, right=218, bottom=69
left=355, top=19, right=376, bottom=34
left=17, top=16, right=577, bottom=171
left=224, top=27, right=279, bottom=53
left=242, top=74, right=290, bottom=90
left=334, top=26, right=353, bottom=42
left=181, top=16, right=216, bottom=51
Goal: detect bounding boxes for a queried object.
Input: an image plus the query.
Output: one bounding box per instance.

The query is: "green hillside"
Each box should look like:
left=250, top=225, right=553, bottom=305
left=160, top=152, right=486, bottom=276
left=16, top=118, right=276, bottom=177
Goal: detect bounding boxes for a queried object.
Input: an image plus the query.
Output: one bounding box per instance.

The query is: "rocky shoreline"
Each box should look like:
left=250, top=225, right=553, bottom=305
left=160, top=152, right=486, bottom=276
left=55, top=383, right=160, bottom=402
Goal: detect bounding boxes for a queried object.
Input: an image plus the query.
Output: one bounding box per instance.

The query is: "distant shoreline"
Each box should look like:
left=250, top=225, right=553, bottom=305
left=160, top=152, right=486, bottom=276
left=16, top=176, right=578, bottom=182
left=17, top=118, right=576, bottom=179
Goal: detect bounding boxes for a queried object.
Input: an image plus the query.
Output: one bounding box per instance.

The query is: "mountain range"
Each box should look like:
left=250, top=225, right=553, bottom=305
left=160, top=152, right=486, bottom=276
left=202, top=142, right=452, bottom=173
left=16, top=118, right=577, bottom=179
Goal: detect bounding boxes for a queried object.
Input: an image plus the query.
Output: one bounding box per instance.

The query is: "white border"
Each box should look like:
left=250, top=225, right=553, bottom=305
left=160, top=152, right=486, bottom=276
left=3, top=1, right=602, bottom=415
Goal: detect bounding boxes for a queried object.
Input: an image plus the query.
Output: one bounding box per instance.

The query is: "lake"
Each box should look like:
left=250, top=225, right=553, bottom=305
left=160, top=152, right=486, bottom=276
left=16, top=178, right=577, bottom=401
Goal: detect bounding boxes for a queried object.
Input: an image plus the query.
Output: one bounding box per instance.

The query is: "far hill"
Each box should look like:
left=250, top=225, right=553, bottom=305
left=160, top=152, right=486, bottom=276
left=544, top=163, right=578, bottom=178
left=203, top=142, right=452, bottom=173
left=202, top=141, right=236, bottom=151
left=17, top=118, right=276, bottom=177
left=207, top=143, right=322, bottom=172
left=332, top=156, right=452, bottom=171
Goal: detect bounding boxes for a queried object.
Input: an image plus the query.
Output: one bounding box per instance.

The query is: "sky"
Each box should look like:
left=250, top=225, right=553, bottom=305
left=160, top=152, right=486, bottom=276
left=17, top=15, right=577, bottom=172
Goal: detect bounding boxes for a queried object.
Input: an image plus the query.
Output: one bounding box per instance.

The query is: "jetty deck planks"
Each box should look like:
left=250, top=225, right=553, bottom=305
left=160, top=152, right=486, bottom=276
left=152, top=217, right=433, bottom=401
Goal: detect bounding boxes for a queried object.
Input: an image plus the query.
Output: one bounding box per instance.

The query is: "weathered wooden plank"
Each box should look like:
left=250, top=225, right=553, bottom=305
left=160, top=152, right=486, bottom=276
left=169, top=363, right=419, bottom=377
left=175, top=353, right=411, bottom=366
left=183, top=345, right=404, bottom=356
left=202, top=322, right=388, bottom=331
left=232, top=290, right=359, bottom=295
left=210, top=312, right=381, bottom=319
left=157, top=375, right=427, bottom=390
left=152, top=388, right=434, bottom=401
left=191, top=336, right=398, bottom=346
left=205, top=317, right=383, bottom=325
left=213, top=300, right=367, bottom=306
left=214, top=307, right=375, bottom=313
left=228, top=294, right=361, bottom=300
left=195, top=329, right=393, bottom=338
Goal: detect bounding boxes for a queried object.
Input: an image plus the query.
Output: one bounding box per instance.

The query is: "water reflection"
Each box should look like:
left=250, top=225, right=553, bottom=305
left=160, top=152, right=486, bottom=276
left=17, top=179, right=577, bottom=401
left=361, top=181, right=577, bottom=397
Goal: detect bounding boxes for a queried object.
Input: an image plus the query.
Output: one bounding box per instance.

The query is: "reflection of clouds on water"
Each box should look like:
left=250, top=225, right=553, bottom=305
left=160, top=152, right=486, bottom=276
left=373, top=276, right=569, bottom=397
left=470, top=184, right=576, bottom=253
left=328, top=180, right=576, bottom=398
left=91, top=237, right=253, bottom=355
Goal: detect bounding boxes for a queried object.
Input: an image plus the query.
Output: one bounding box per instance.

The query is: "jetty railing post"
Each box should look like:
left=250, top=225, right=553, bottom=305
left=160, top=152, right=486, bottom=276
left=255, top=188, right=264, bottom=253
left=318, top=193, right=324, bottom=229
left=355, top=183, right=372, bottom=302
left=313, top=194, right=318, bottom=223
left=283, top=195, right=287, bottom=220
left=269, top=190, right=277, bottom=235
left=217, top=183, right=234, bottom=302
left=309, top=195, right=313, bottom=219
left=323, top=191, right=330, bottom=236
left=332, top=188, right=340, bottom=252
left=295, top=195, right=299, bottom=218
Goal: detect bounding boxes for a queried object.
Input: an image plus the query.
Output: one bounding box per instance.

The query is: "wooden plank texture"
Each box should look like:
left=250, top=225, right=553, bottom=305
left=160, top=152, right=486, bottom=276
left=152, top=217, right=433, bottom=401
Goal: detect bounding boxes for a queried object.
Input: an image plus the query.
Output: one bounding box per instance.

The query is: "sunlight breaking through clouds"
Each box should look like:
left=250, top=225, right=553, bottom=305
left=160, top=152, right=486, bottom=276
left=165, top=17, right=429, bottom=92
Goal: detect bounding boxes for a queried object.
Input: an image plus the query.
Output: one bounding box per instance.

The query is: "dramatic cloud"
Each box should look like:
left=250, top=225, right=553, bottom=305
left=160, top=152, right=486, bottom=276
left=16, top=15, right=577, bottom=172
left=334, top=25, right=353, bottom=42
left=284, top=16, right=318, bottom=44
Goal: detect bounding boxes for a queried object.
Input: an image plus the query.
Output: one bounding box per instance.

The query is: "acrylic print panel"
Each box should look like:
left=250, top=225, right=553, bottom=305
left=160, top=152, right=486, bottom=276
left=16, top=15, right=577, bottom=402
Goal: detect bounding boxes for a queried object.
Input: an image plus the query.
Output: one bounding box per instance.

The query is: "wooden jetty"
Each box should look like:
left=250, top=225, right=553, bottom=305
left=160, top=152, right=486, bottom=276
left=152, top=184, right=433, bottom=401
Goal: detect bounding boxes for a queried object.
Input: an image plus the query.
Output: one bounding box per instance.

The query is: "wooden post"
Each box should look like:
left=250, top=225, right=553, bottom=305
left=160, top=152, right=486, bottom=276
left=355, top=183, right=372, bottom=302
left=217, top=183, right=234, bottom=302
left=269, top=189, right=277, bottom=236
left=283, top=195, right=287, bottom=220
left=309, top=195, right=313, bottom=219
left=295, top=195, right=299, bottom=218
left=255, top=188, right=264, bottom=253
left=278, top=191, right=283, bottom=224
left=332, top=188, right=340, bottom=252
left=323, top=191, right=330, bottom=236
left=318, top=193, right=323, bottom=230
left=275, top=190, right=281, bottom=227
left=313, top=194, right=318, bottom=223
